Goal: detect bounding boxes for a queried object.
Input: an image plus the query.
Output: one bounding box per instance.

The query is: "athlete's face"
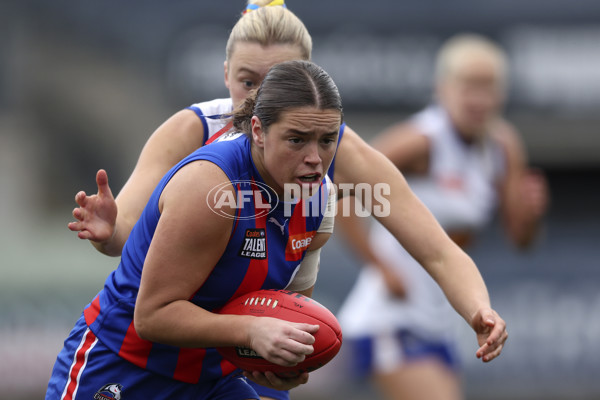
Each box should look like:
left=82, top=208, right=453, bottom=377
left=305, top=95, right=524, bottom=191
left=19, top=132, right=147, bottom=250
left=251, top=107, right=341, bottom=198
left=438, top=55, right=505, bottom=142
left=225, top=43, right=306, bottom=109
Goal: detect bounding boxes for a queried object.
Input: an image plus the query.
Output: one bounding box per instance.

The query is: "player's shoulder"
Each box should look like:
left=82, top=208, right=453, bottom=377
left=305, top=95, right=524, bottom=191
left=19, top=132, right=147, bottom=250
left=372, top=116, right=431, bottom=154
left=189, top=98, right=233, bottom=117
left=196, top=132, right=247, bottom=157
left=411, top=105, right=451, bottom=138
left=194, top=133, right=251, bottom=177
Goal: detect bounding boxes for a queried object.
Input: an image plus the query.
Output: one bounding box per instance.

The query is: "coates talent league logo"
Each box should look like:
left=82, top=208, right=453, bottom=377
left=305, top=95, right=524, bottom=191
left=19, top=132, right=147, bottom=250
left=207, top=180, right=278, bottom=220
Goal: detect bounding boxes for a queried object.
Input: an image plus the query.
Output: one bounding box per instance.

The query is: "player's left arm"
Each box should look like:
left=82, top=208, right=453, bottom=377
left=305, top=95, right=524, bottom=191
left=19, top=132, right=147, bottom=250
left=334, top=126, right=508, bottom=362
left=134, top=160, right=242, bottom=347
left=134, top=161, right=318, bottom=360
left=492, top=119, right=549, bottom=249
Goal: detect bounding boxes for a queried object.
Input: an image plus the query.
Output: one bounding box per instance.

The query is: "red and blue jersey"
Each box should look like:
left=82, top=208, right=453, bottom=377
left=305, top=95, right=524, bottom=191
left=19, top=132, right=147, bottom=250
left=81, top=133, right=330, bottom=387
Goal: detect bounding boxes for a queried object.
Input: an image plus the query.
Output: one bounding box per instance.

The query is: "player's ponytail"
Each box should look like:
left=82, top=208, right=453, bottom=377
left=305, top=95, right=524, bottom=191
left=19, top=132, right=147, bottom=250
left=232, top=89, right=258, bottom=135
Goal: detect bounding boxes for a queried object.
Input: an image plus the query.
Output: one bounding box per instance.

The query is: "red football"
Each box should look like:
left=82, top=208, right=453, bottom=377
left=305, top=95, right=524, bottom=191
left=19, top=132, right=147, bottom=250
left=216, top=289, right=343, bottom=377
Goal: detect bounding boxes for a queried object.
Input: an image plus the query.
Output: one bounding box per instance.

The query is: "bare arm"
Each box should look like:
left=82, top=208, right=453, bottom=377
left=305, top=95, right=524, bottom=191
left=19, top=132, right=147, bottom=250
left=334, top=122, right=431, bottom=297
left=370, top=121, right=431, bottom=173
left=493, top=120, right=549, bottom=249
left=335, top=126, right=507, bottom=361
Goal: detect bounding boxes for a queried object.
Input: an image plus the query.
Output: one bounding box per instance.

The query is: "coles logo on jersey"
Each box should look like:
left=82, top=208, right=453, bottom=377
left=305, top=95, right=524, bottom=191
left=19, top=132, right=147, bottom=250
left=285, top=231, right=316, bottom=261
left=239, top=228, right=267, bottom=259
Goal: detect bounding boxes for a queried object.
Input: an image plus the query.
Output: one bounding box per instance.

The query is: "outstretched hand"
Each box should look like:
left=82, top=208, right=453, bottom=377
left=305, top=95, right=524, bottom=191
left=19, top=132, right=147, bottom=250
left=68, top=169, right=117, bottom=243
left=472, top=308, right=508, bottom=362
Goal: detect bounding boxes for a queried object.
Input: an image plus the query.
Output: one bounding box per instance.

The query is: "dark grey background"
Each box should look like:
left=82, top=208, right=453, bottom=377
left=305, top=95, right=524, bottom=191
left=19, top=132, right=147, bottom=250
left=1, top=1, right=599, bottom=399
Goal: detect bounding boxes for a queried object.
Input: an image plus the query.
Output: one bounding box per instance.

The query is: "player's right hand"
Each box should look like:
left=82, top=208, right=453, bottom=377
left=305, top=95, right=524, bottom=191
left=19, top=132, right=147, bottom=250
left=471, top=307, right=508, bottom=363
left=247, top=317, right=318, bottom=367
left=68, top=169, right=117, bottom=243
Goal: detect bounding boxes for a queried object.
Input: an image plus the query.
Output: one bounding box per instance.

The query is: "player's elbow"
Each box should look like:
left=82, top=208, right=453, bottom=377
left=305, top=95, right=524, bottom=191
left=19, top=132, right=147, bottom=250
left=133, top=306, right=157, bottom=342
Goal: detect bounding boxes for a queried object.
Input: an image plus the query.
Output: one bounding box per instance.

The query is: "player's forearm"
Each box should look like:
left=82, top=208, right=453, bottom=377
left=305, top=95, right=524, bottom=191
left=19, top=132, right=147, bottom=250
left=430, top=246, right=492, bottom=325
left=134, top=299, right=255, bottom=348
left=337, top=128, right=492, bottom=322
left=374, top=169, right=491, bottom=324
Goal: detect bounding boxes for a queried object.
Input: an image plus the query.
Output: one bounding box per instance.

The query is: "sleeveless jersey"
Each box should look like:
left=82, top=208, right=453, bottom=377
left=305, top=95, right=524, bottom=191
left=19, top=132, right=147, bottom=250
left=187, top=98, right=234, bottom=145
left=187, top=98, right=346, bottom=180
left=405, top=104, right=505, bottom=231
left=83, top=133, right=332, bottom=386
left=338, top=104, right=505, bottom=340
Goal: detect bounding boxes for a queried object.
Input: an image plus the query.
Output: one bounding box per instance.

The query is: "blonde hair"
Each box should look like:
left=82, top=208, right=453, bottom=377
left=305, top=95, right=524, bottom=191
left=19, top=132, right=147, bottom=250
left=226, top=0, right=312, bottom=61
left=435, top=33, right=508, bottom=85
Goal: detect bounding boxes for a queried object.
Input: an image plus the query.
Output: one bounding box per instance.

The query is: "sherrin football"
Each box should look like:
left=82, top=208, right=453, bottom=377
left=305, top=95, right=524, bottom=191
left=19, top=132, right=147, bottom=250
left=216, top=289, right=343, bottom=377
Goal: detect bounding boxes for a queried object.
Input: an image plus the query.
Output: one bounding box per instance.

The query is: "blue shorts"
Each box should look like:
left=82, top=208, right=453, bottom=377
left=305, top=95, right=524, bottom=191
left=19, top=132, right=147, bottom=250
left=45, top=316, right=259, bottom=400
left=347, top=329, right=461, bottom=376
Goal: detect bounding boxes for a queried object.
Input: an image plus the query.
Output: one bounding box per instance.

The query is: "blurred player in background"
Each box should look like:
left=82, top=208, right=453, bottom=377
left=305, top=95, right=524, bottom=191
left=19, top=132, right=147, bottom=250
left=336, top=33, right=549, bottom=400
left=67, top=2, right=509, bottom=399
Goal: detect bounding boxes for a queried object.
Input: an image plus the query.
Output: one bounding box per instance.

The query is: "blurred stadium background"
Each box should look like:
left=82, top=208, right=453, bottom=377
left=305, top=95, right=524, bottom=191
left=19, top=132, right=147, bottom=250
left=1, top=1, right=599, bottom=399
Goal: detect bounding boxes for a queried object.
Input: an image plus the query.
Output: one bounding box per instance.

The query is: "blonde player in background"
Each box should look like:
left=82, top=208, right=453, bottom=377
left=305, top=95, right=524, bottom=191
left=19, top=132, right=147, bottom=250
left=336, top=33, right=548, bottom=400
